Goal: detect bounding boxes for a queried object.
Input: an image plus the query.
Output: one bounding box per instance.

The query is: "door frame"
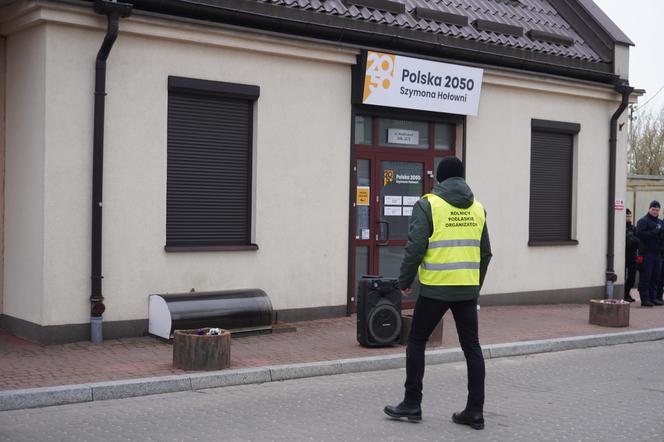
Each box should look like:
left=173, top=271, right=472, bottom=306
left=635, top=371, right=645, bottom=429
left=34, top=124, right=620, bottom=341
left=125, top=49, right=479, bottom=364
left=347, top=106, right=463, bottom=314
left=357, top=152, right=432, bottom=278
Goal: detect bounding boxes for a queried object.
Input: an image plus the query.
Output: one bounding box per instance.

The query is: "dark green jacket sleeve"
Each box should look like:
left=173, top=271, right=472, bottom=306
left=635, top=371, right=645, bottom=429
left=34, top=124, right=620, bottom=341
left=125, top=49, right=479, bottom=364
left=479, top=219, right=492, bottom=290
left=398, top=199, right=432, bottom=290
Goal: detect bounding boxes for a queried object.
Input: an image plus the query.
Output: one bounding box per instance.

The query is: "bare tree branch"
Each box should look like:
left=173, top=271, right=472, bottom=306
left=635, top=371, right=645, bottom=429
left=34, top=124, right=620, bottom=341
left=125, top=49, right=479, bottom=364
left=628, top=107, right=664, bottom=176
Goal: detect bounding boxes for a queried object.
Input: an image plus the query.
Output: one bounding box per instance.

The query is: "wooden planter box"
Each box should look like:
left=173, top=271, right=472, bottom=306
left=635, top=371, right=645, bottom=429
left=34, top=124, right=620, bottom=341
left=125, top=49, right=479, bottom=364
left=173, top=328, right=231, bottom=370
left=589, top=299, right=630, bottom=328
left=401, top=313, right=443, bottom=347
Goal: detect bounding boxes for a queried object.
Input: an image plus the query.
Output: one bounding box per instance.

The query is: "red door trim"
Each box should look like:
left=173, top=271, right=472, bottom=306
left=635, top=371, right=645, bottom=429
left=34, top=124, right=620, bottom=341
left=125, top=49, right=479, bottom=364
left=349, top=118, right=458, bottom=313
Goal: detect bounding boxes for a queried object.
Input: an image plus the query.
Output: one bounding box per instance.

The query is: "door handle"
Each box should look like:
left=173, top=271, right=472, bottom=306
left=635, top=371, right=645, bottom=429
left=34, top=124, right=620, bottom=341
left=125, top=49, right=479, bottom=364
left=376, top=221, right=390, bottom=246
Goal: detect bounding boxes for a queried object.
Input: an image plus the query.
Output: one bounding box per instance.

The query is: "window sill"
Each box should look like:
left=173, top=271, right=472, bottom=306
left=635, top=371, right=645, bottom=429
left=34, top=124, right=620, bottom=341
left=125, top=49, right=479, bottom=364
left=165, top=244, right=259, bottom=252
left=528, top=240, right=578, bottom=247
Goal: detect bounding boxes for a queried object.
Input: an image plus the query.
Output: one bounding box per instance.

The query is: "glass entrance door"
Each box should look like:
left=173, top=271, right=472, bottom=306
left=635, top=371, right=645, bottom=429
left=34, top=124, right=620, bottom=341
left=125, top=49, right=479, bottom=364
left=352, top=155, right=430, bottom=310
left=350, top=114, right=458, bottom=311
left=376, top=159, right=425, bottom=277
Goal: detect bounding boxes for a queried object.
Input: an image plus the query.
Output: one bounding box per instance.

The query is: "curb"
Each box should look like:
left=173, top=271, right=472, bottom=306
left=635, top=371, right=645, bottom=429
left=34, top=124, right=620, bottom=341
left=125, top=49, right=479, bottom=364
left=2, top=328, right=663, bottom=411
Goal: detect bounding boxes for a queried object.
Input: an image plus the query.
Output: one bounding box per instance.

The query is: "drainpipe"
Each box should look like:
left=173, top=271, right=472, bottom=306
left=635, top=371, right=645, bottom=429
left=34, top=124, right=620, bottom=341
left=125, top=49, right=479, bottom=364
left=90, top=0, right=132, bottom=342
left=606, top=79, right=634, bottom=299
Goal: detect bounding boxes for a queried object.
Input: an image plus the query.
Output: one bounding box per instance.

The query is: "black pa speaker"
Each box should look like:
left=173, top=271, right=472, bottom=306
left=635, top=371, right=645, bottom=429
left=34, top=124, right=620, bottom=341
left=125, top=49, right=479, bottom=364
left=357, top=277, right=402, bottom=347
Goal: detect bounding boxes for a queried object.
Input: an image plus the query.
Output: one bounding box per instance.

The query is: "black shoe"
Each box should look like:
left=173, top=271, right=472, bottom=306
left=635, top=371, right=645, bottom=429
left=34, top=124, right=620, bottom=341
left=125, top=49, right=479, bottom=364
left=653, top=299, right=663, bottom=306
left=384, top=401, right=422, bottom=421
left=624, top=295, right=636, bottom=303
left=642, top=301, right=654, bottom=307
left=452, top=410, right=484, bottom=430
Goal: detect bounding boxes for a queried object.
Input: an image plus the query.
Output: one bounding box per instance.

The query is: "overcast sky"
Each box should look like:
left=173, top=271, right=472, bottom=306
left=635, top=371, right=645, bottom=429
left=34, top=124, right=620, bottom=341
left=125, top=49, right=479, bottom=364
left=592, top=0, right=664, bottom=115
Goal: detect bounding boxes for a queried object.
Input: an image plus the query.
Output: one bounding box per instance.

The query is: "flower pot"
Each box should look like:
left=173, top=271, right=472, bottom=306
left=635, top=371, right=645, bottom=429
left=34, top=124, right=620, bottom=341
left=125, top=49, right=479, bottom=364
left=173, top=328, right=231, bottom=370
left=588, top=299, right=630, bottom=327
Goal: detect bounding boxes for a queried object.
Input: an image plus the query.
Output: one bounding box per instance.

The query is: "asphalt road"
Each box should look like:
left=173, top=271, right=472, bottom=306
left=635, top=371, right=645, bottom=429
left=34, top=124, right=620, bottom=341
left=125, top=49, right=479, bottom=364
left=1, top=340, right=663, bottom=441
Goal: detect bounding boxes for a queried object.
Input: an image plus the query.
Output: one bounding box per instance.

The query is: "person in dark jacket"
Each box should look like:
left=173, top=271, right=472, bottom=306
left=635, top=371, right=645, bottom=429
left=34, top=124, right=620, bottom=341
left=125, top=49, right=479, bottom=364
left=624, top=208, right=638, bottom=302
left=384, top=157, right=492, bottom=430
left=635, top=201, right=664, bottom=307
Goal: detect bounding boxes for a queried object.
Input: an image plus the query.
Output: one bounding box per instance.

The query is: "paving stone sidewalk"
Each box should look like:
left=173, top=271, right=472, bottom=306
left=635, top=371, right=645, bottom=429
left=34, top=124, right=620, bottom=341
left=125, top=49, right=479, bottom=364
left=1, top=302, right=663, bottom=392
left=3, top=341, right=662, bottom=441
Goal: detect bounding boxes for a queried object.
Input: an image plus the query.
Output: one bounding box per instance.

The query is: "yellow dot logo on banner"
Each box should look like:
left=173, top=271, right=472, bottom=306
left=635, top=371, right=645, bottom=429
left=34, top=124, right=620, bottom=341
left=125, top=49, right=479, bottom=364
left=384, top=169, right=395, bottom=187
left=364, top=52, right=396, bottom=102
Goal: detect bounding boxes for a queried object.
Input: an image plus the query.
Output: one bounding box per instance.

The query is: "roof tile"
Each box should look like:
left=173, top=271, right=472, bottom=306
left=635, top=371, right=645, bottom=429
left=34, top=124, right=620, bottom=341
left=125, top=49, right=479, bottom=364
left=256, top=0, right=604, bottom=62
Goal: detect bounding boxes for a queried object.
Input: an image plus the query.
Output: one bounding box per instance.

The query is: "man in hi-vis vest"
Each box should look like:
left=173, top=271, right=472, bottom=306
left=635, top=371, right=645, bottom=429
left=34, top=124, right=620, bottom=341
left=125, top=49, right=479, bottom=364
left=384, top=157, right=492, bottom=430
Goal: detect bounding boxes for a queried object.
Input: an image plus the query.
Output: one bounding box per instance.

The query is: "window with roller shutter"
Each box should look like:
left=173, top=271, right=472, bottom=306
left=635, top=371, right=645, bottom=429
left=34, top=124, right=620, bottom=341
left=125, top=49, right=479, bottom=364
left=166, top=76, right=259, bottom=251
left=528, top=119, right=580, bottom=245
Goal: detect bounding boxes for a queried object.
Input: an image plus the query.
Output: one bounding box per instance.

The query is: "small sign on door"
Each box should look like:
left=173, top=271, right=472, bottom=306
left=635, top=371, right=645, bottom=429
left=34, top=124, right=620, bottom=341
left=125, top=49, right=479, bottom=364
left=403, top=196, right=419, bottom=206
left=384, top=206, right=402, bottom=216
left=384, top=195, right=402, bottom=205
left=356, top=186, right=370, bottom=206
left=387, top=128, right=419, bottom=145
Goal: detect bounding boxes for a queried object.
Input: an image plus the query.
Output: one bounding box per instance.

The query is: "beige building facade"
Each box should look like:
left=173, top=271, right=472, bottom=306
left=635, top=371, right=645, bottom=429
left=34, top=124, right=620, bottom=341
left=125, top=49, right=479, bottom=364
left=0, top=0, right=638, bottom=343
left=0, top=33, right=5, bottom=317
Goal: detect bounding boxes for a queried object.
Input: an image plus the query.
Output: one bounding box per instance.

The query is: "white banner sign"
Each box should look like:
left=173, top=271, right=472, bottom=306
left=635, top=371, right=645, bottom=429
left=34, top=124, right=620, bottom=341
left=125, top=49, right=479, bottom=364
left=362, top=51, right=484, bottom=116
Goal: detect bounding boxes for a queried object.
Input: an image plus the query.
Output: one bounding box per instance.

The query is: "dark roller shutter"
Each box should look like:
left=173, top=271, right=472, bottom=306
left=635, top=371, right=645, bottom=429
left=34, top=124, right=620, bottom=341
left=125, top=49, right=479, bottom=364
left=167, top=90, right=252, bottom=247
left=529, top=131, right=573, bottom=242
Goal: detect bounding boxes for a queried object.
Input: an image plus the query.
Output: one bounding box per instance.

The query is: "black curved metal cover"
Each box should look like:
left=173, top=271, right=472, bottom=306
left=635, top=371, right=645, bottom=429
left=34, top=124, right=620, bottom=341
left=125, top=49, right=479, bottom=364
left=162, top=289, right=273, bottom=332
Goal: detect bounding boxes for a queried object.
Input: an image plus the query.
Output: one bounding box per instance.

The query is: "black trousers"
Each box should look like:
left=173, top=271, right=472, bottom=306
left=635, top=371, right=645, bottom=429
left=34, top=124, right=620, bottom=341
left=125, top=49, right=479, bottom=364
left=657, top=258, right=664, bottom=301
left=404, top=296, right=485, bottom=412
left=638, top=253, right=662, bottom=303
left=625, top=258, right=637, bottom=299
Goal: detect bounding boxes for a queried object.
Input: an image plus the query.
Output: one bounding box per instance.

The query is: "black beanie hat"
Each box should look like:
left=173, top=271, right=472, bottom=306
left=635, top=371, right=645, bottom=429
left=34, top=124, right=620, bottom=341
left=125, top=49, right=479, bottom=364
left=436, top=157, right=465, bottom=182
left=650, top=200, right=661, bottom=209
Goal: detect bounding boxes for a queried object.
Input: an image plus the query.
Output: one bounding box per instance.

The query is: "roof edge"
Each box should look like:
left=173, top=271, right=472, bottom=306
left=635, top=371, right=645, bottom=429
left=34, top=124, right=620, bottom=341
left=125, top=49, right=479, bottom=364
left=548, top=0, right=615, bottom=62
left=576, top=0, right=634, bottom=46
left=63, top=0, right=618, bottom=84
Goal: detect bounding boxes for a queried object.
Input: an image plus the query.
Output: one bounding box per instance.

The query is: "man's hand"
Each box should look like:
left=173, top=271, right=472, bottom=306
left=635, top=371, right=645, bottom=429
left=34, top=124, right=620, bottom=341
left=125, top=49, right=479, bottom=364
left=401, top=288, right=413, bottom=297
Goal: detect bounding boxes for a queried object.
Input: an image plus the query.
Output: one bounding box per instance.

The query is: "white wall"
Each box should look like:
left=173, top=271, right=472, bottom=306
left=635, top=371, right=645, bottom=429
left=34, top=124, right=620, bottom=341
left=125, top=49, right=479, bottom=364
left=0, top=36, right=5, bottom=315
left=41, top=22, right=354, bottom=325
left=468, top=74, right=626, bottom=296
left=3, top=26, right=46, bottom=324
left=635, top=191, right=664, bottom=219
left=614, top=44, right=630, bottom=80
left=3, top=2, right=632, bottom=327
left=614, top=93, right=629, bottom=283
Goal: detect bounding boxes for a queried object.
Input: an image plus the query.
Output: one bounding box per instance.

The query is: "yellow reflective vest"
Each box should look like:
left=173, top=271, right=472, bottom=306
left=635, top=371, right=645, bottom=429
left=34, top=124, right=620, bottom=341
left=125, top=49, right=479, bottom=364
left=418, top=194, right=485, bottom=286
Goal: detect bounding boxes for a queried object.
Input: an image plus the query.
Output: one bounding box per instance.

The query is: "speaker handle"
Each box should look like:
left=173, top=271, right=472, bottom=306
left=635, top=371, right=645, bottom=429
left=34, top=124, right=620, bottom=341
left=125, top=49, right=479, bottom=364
left=374, top=278, right=399, bottom=293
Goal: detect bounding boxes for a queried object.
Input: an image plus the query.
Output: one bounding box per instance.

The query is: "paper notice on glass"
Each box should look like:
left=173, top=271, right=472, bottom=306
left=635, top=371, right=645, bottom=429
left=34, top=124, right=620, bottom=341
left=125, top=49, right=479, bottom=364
left=384, top=206, right=402, bottom=216
left=403, top=196, right=419, bottom=206
left=356, top=186, right=370, bottom=206
left=403, top=206, right=413, bottom=217
left=384, top=195, right=402, bottom=205
left=361, top=229, right=370, bottom=240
